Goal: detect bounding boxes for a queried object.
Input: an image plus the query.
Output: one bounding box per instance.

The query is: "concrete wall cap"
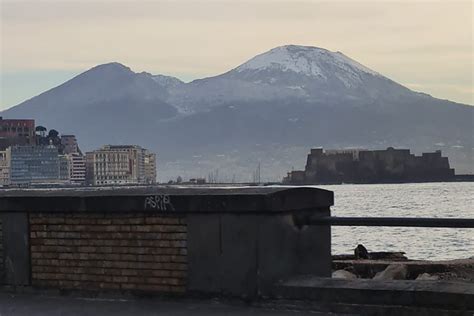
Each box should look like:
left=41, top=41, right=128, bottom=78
left=0, top=186, right=334, bottom=213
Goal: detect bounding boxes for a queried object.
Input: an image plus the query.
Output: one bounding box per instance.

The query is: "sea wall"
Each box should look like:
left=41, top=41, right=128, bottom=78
left=0, top=187, right=333, bottom=298
left=0, top=217, right=3, bottom=283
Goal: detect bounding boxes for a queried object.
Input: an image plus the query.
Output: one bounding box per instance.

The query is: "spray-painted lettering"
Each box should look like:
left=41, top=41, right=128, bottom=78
left=144, top=195, right=174, bottom=211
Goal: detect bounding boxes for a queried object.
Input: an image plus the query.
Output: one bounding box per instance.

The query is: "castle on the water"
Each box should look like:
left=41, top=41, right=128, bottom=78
left=283, top=147, right=455, bottom=184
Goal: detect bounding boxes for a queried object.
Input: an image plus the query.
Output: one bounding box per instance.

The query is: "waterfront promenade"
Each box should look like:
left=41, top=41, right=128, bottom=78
left=0, top=186, right=472, bottom=314
left=0, top=293, right=328, bottom=316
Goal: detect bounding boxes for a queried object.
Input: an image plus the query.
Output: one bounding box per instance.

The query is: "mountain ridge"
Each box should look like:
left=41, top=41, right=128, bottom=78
left=2, top=45, right=472, bottom=180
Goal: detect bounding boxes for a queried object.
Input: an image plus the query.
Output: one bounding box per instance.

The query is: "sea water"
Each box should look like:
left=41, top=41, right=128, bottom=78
left=318, top=182, right=473, bottom=260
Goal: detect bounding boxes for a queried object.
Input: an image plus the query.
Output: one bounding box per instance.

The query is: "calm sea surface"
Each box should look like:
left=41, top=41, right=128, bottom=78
left=318, top=182, right=473, bottom=260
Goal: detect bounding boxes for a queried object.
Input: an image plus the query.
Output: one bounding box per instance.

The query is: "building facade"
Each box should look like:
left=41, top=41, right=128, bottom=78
left=59, top=155, right=70, bottom=181
left=8, top=145, right=61, bottom=185
left=144, top=151, right=157, bottom=184
left=67, top=153, right=86, bottom=185
left=0, top=117, right=36, bottom=150
left=61, top=134, right=79, bottom=154
left=0, top=150, right=10, bottom=186
left=86, top=145, right=156, bottom=186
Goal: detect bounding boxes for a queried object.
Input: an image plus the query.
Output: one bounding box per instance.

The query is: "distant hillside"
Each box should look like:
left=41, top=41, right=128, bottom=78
left=3, top=45, right=472, bottom=181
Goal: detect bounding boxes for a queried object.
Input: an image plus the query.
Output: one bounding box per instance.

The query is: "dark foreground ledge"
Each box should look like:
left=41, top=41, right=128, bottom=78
left=1, top=279, right=472, bottom=315
left=0, top=186, right=333, bottom=213
left=275, top=276, right=474, bottom=313
left=0, top=292, right=325, bottom=316
left=0, top=186, right=332, bottom=299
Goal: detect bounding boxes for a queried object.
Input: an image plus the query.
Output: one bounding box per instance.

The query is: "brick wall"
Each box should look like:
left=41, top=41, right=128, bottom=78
left=30, top=213, right=187, bottom=293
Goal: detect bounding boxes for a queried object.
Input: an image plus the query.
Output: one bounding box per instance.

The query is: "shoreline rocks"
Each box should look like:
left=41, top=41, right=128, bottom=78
left=332, top=270, right=357, bottom=279
left=373, top=264, right=408, bottom=280
left=415, top=273, right=439, bottom=280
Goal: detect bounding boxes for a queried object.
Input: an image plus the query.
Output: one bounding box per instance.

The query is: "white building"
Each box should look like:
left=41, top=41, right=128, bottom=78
left=86, top=145, right=156, bottom=186
left=67, top=153, right=86, bottom=185
left=144, top=151, right=157, bottom=184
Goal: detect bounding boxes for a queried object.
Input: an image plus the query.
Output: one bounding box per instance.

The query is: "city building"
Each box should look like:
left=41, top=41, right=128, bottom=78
left=86, top=145, right=156, bottom=186
left=0, top=119, right=91, bottom=186
left=0, top=117, right=36, bottom=150
left=59, top=155, right=70, bottom=182
left=61, top=134, right=79, bottom=154
left=85, top=152, right=95, bottom=185
left=8, top=145, right=62, bottom=185
left=67, top=153, right=86, bottom=185
left=144, top=150, right=157, bottom=184
left=283, top=147, right=455, bottom=184
left=0, top=150, right=10, bottom=187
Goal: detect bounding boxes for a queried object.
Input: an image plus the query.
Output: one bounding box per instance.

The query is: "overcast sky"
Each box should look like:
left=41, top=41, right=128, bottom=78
left=1, top=0, right=472, bottom=109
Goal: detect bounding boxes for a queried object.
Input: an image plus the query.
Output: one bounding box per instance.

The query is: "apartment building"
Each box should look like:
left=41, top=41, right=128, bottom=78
left=61, top=135, right=79, bottom=154
left=144, top=151, right=157, bottom=184
left=8, top=145, right=60, bottom=185
left=0, top=117, right=36, bottom=150
left=67, top=152, right=86, bottom=185
left=86, top=145, right=156, bottom=186
left=0, top=150, right=10, bottom=186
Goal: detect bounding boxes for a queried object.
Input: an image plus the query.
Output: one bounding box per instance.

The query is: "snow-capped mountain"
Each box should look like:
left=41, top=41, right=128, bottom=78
left=233, top=45, right=380, bottom=82
left=2, top=45, right=472, bottom=180
left=222, top=45, right=413, bottom=100
left=169, top=45, right=412, bottom=112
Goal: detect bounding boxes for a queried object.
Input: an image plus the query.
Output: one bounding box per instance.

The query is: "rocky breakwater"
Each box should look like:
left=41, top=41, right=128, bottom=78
left=332, top=244, right=474, bottom=282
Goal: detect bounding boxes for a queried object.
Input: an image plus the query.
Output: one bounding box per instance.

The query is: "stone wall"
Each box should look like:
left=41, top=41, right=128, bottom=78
left=285, top=147, right=455, bottom=184
left=30, top=213, right=187, bottom=293
left=0, top=217, right=3, bottom=283
left=0, top=187, right=334, bottom=298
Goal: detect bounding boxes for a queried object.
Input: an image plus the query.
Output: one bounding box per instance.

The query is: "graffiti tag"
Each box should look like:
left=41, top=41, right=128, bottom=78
left=144, top=195, right=174, bottom=211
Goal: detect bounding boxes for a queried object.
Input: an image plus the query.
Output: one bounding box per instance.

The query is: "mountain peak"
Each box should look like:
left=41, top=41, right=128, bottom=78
left=234, top=45, right=380, bottom=79
left=276, top=44, right=329, bottom=52
left=87, top=62, right=132, bottom=74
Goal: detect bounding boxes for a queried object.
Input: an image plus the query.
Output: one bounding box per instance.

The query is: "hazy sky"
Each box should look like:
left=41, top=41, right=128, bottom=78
left=1, top=0, right=473, bottom=109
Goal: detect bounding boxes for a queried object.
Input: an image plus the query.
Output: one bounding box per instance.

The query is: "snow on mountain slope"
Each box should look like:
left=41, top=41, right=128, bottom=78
left=166, top=45, right=409, bottom=112
left=234, top=45, right=380, bottom=80
left=223, top=45, right=392, bottom=91
left=151, top=74, right=184, bottom=89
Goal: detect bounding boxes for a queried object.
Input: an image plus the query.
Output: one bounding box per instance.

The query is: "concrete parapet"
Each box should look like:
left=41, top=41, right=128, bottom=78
left=0, top=186, right=333, bottom=298
left=0, top=217, right=3, bottom=283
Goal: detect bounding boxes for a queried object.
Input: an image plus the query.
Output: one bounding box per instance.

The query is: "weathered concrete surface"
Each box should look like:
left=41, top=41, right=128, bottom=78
left=275, top=276, right=474, bottom=313
left=0, top=293, right=339, bottom=316
left=187, top=211, right=331, bottom=297
left=1, top=213, right=30, bottom=286
left=0, top=186, right=334, bottom=213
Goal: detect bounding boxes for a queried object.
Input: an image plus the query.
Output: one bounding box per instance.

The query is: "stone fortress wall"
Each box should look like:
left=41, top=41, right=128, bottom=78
left=284, top=147, right=455, bottom=184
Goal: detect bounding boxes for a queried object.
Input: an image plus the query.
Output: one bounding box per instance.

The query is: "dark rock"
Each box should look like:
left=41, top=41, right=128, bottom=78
left=354, top=244, right=369, bottom=260
left=368, top=252, right=407, bottom=261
